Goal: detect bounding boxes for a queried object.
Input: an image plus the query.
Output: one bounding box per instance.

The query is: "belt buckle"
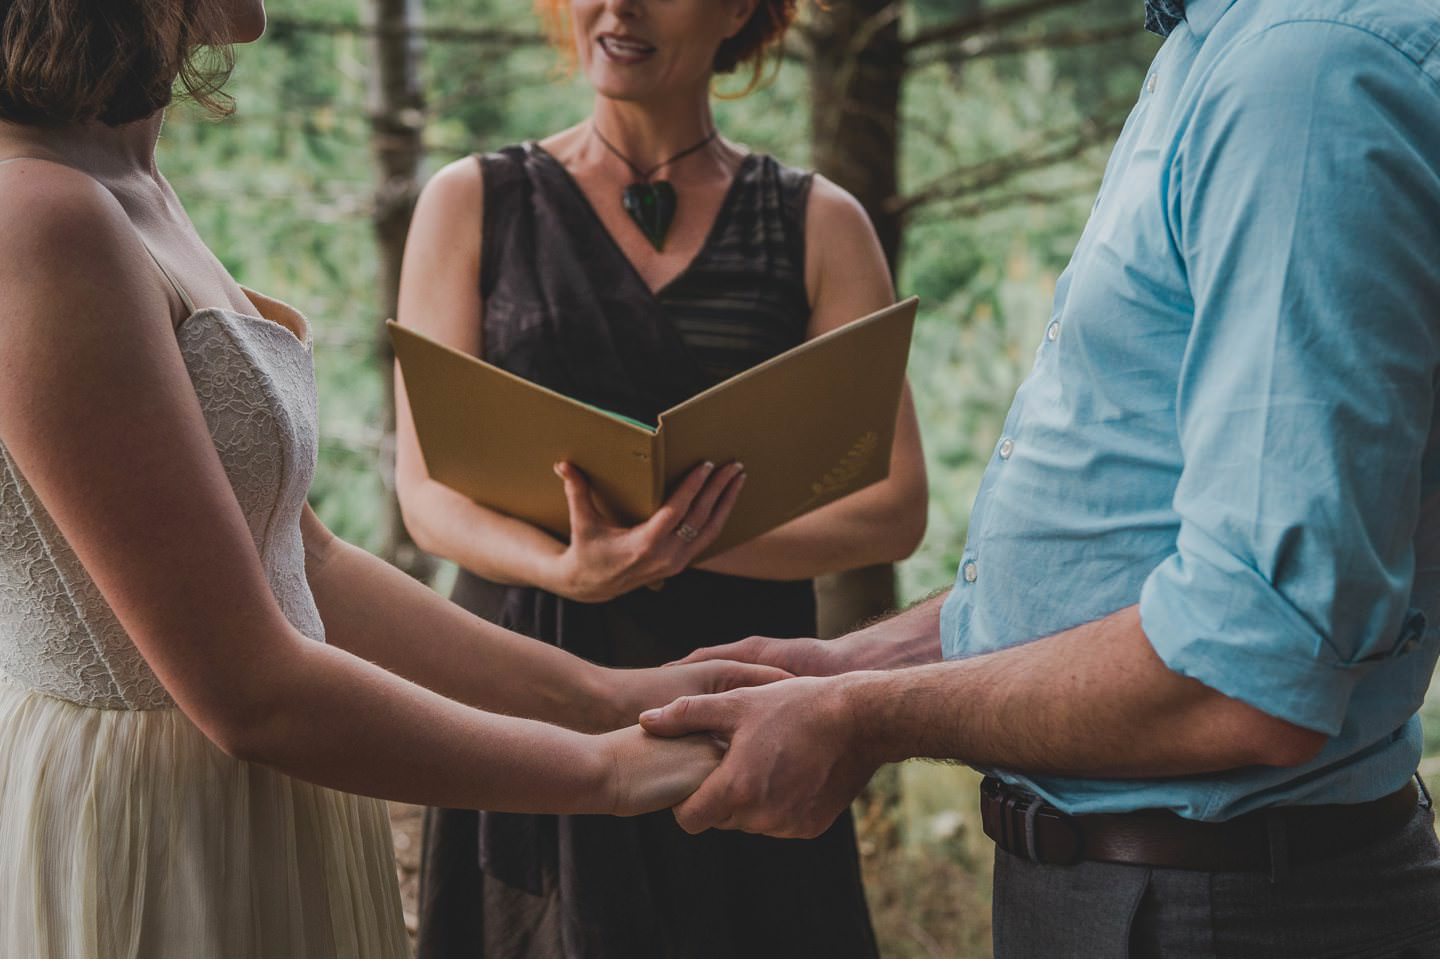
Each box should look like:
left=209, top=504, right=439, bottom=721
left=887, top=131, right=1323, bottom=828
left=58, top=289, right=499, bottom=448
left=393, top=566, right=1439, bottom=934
left=985, top=778, right=1085, bottom=866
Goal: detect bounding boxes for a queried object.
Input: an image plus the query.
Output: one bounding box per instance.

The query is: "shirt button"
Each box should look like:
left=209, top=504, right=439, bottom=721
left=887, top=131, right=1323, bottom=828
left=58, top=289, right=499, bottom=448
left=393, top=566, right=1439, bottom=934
left=1046, top=320, right=1061, bottom=342
left=999, top=438, right=1015, bottom=460
left=963, top=561, right=978, bottom=584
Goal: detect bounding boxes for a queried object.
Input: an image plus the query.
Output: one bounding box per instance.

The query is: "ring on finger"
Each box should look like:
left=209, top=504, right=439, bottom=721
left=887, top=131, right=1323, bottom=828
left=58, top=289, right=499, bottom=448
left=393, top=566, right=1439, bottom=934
left=675, top=522, right=700, bottom=543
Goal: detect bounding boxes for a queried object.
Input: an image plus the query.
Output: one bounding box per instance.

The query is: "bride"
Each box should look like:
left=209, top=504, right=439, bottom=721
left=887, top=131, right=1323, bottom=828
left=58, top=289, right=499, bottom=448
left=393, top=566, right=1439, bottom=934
left=0, top=0, right=781, bottom=957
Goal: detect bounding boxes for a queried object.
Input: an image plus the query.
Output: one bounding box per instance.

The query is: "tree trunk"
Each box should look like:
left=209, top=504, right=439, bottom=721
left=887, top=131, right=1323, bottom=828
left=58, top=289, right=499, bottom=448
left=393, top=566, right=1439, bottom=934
left=807, top=0, right=906, bottom=638
left=806, top=0, right=909, bottom=854
left=367, top=0, right=432, bottom=579
left=809, top=0, right=905, bottom=268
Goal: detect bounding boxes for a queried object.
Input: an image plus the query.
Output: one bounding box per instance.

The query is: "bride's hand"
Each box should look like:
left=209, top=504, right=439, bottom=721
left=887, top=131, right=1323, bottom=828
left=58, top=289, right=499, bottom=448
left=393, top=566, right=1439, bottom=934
left=592, top=659, right=791, bottom=731
left=600, top=724, right=724, bottom=816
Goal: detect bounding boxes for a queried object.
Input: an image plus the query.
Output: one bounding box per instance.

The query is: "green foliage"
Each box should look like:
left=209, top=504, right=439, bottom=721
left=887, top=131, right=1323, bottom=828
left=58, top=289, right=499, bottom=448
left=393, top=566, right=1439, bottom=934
left=894, top=42, right=1127, bottom=596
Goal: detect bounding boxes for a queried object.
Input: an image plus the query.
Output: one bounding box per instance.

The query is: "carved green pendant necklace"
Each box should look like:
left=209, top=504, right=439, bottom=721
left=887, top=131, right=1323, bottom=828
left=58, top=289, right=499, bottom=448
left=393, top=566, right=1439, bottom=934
left=592, top=123, right=719, bottom=252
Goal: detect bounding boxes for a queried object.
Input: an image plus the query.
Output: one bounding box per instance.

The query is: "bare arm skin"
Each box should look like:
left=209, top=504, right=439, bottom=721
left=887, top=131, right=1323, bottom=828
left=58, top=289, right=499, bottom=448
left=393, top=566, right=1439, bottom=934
left=393, top=159, right=744, bottom=604
left=302, top=505, right=787, bottom=734
left=696, top=176, right=928, bottom=580
left=642, top=600, right=1327, bottom=837
left=0, top=161, right=721, bottom=817
left=673, top=587, right=948, bottom=675
left=392, top=159, right=570, bottom=591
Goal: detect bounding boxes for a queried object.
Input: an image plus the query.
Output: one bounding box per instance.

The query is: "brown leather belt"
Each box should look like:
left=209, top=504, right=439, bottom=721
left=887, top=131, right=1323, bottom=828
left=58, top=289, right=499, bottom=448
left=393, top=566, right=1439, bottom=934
left=980, top=775, right=1421, bottom=875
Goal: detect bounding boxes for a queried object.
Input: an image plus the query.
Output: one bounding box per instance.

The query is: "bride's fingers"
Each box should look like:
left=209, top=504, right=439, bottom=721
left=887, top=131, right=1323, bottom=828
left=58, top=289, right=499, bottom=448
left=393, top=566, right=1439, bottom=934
left=707, top=660, right=792, bottom=692
left=663, top=637, right=771, bottom=669
left=671, top=772, right=733, bottom=834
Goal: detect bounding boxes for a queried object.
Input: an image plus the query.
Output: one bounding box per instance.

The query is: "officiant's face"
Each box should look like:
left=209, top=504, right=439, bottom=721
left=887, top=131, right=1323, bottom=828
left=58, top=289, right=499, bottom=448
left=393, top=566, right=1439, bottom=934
left=572, top=0, right=755, bottom=102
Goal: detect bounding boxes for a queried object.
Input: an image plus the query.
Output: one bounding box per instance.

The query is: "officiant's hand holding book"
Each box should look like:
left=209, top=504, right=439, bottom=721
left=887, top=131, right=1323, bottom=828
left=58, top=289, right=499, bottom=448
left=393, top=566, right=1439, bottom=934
left=547, top=456, right=746, bottom=602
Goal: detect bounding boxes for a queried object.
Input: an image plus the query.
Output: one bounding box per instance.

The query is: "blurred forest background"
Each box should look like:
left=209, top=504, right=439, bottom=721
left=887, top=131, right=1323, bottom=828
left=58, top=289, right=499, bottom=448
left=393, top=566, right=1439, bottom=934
left=156, top=0, right=1440, bottom=956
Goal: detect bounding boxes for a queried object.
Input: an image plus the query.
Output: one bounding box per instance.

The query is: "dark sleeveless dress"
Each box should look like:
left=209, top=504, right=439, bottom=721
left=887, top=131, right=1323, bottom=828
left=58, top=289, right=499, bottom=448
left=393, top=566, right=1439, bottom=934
left=415, top=144, right=879, bottom=958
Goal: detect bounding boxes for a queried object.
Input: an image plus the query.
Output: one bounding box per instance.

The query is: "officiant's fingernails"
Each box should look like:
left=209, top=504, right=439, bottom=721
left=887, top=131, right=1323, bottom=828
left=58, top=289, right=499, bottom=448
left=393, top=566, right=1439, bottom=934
left=553, top=462, right=564, bottom=477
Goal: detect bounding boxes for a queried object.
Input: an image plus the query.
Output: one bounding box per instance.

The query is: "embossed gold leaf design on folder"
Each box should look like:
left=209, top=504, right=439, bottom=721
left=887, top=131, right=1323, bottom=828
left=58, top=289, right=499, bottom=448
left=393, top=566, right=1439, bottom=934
left=788, top=431, right=880, bottom=517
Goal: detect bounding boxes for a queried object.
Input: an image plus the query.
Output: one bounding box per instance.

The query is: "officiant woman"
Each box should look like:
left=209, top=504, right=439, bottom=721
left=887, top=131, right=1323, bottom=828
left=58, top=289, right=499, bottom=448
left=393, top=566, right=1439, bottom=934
left=393, top=0, right=927, bottom=956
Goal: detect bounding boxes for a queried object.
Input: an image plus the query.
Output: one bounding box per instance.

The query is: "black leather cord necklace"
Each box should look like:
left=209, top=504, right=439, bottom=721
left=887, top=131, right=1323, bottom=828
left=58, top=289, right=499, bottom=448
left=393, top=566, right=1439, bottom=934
left=591, top=122, right=719, bottom=252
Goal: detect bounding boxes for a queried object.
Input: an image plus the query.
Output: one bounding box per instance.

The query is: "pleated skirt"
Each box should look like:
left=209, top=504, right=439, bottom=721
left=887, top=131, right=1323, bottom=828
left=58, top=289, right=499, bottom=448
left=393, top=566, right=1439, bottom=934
left=0, top=676, right=408, bottom=957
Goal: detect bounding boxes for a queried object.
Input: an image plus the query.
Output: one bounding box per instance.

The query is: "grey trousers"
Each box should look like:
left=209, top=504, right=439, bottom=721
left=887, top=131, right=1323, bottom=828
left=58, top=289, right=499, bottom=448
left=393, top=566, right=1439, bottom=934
left=992, top=796, right=1440, bottom=957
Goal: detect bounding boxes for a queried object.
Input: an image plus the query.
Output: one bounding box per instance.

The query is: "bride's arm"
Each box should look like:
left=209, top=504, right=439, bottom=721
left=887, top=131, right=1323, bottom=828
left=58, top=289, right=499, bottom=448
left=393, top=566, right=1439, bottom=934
left=0, top=162, right=712, bottom=815
left=300, top=507, right=786, bottom=734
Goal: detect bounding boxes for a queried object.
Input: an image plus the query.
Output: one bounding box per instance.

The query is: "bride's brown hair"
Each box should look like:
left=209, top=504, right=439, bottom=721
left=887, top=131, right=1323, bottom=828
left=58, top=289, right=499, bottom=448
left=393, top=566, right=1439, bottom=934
left=0, top=0, right=235, bottom=127
left=535, top=0, right=800, bottom=92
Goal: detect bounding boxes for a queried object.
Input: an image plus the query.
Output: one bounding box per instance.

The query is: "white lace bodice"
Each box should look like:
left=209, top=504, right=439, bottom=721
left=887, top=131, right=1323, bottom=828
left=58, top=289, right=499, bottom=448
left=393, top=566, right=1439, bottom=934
left=0, top=303, right=325, bottom=710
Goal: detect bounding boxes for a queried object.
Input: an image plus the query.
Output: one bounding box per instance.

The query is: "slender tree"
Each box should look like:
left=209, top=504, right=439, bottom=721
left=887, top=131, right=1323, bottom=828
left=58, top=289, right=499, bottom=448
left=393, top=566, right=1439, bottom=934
left=367, top=0, right=432, bottom=577
left=806, top=0, right=907, bottom=641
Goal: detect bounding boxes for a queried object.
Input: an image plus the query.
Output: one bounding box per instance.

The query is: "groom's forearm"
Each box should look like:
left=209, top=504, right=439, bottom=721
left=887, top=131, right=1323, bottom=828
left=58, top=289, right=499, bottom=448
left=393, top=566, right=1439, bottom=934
left=836, top=588, right=949, bottom=670
left=845, top=605, right=1327, bottom=776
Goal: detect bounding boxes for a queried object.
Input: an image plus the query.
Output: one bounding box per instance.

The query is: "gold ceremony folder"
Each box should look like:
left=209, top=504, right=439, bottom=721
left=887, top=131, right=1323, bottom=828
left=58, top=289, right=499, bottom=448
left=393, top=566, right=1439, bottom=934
left=389, top=296, right=918, bottom=556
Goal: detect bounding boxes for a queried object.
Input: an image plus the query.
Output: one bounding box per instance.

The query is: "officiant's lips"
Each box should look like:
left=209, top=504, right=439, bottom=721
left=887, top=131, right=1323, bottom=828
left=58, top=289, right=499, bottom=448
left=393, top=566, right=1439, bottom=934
left=598, top=33, right=657, bottom=65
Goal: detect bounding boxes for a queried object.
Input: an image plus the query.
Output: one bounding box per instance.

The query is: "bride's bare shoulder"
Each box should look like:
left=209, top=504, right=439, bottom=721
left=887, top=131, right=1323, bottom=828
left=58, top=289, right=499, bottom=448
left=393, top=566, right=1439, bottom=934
left=0, top=158, right=135, bottom=252
left=0, top=159, right=160, bottom=332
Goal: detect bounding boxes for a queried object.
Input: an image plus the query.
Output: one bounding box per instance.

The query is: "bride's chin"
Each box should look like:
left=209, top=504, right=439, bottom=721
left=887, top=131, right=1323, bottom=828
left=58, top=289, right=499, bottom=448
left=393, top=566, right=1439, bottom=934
left=230, top=21, right=267, bottom=44
left=226, top=8, right=268, bottom=45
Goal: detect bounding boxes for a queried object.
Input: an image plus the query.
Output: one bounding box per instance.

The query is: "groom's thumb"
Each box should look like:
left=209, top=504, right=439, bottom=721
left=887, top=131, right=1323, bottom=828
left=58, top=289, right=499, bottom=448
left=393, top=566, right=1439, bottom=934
left=640, top=694, right=736, bottom=739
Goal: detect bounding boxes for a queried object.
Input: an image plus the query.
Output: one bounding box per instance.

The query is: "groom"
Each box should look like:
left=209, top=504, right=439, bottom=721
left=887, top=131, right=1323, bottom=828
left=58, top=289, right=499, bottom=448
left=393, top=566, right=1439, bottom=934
left=643, top=0, right=1440, bottom=957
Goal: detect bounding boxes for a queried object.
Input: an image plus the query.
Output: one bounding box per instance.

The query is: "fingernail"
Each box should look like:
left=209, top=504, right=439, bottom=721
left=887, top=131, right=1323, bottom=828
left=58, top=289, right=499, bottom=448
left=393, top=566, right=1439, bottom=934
left=703, top=461, right=715, bottom=472
left=640, top=708, right=661, bottom=721
left=553, top=462, right=563, bottom=477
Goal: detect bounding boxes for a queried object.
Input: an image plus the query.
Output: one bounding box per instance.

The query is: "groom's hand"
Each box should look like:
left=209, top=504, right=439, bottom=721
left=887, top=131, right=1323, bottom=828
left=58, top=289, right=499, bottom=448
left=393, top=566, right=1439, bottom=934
left=597, top=659, right=791, bottom=733
left=639, top=676, right=883, bottom=838
left=665, top=634, right=857, bottom=678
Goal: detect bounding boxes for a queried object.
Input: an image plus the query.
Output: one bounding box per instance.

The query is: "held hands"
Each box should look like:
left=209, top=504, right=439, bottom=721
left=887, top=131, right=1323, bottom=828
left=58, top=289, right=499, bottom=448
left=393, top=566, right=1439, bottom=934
left=549, top=460, right=745, bottom=604
left=596, top=658, right=793, bottom=731
left=599, top=724, right=726, bottom=816
left=553, top=460, right=871, bottom=826
left=639, top=676, right=884, bottom=838
left=668, top=633, right=863, bottom=678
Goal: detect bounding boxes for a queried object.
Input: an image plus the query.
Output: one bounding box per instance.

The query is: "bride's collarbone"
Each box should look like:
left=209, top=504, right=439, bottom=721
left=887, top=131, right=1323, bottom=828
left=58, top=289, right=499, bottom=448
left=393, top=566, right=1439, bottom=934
left=138, top=235, right=260, bottom=318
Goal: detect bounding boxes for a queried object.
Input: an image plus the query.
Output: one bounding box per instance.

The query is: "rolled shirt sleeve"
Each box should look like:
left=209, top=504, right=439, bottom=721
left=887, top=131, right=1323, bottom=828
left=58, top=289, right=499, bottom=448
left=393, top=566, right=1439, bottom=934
left=1138, top=22, right=1440, bottom=735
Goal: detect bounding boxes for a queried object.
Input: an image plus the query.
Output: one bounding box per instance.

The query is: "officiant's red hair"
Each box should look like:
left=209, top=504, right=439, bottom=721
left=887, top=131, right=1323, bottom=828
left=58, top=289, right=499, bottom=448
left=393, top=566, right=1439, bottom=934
left=535, top=0, right=800, bottom=91
left=0, top=0, right=235, bottom=126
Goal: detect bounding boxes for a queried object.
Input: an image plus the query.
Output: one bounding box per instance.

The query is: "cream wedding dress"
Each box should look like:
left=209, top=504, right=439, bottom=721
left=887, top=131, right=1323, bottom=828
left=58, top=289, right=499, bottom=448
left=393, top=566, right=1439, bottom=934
left=0, top=242, right=408, bottom=956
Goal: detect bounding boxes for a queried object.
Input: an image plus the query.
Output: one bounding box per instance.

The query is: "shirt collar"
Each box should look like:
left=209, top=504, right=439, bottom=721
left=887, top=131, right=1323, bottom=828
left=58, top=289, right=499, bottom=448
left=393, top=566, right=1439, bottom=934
left=1172, top=0, right=1239, bottom=40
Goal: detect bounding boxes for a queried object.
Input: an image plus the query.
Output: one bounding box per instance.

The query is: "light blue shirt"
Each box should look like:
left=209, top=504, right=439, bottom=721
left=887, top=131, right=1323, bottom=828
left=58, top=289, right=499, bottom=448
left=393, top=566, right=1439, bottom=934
left=939, top=0, right=1440, bottom=821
